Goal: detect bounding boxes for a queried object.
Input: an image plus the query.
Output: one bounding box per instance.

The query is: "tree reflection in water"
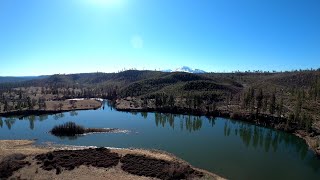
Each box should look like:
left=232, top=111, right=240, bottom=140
left=223, top=119, right=310, bottom=160
left=185, top=115, right=202, bottom=132
left=208, top=116, right=216, bottom=127
left=140, top=112, right=148, bottom=119
left=0, top=117, right=3, bottom=128
left=152, top=113, right=311, bottom=160
left=53, top=113, right=65, bottom=120
left=56, top=135, right=79, bottom=141
left=0, top=110, right=314, bottom=163
left=4, top=117, right=16, bottom=130
left=154, top=113, right=175, bottom=129
left=70, top=111, right=78, bottom=117
left=27, top=115, right=36, bottom=130
left=154, top=113, right=203, bottom=132
left=0, top=114, right=49, bottom=130
left=0, top=112, right=75, bottom=131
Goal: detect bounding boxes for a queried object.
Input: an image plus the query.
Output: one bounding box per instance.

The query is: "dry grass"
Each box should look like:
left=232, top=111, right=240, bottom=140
left=45, top=99, right=101, bottom=111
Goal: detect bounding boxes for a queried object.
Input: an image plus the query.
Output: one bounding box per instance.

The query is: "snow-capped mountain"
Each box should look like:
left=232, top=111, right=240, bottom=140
left=163, top=66, right=206, bottom=74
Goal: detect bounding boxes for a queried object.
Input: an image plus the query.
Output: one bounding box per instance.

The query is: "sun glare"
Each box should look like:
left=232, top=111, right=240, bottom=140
left=88, top=0, right=123, bottom=6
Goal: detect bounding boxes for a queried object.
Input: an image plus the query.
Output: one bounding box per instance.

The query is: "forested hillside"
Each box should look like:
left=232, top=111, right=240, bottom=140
left=0, top=70, right=320, bottom=134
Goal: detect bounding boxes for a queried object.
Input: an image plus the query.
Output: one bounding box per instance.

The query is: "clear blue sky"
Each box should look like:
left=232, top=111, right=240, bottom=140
left=0, top=0, right=319, bottom=76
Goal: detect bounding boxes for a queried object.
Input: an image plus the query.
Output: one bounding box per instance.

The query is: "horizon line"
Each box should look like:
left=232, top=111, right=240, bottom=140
left=1, top=67, right=320, bottom=77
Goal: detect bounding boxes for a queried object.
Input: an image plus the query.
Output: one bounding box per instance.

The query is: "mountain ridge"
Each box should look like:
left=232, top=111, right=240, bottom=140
left=162, top=66, right=206, bottom=74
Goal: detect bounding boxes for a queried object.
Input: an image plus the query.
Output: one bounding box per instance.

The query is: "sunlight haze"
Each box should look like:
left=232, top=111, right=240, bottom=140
left=0, top=0, right=319, bottom=76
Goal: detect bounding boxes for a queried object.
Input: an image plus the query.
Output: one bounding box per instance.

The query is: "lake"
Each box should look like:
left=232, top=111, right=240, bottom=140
left=0, top=101, right=319, bottom=180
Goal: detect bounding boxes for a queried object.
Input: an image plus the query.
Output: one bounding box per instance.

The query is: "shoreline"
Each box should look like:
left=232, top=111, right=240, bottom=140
left=0, top=107, right=101, bottom=118
left=0, top=99, right=103, bottom=118
left=0, top=140, right=224, bottom=180
left=1, top=98, right=319, bottom=157
left=115, top=101, right=320, bottom=157
left=0, top=98, right=320, bottom=157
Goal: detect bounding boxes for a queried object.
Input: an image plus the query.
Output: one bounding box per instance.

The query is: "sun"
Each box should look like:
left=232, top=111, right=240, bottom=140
left=88, top=0, right=123, bottom=6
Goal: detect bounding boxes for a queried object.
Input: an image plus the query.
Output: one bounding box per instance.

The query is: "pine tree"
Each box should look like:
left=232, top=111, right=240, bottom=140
left=305, top=114, right=313, bottom=132
left=19, top=89, right=22, bottom=100
left=186, top=93, right=192, bottom=109
left=269, top=92, right=276, bottom=115
left=17, top=101, right=22, bottom=111
left=262, top=96, right=268, bottom=112
left=316, top=78, right=320, bottom=101
left=250, top=88, right=255, bottom=113
left=43, top=101, right=47, bottom=110
left=294, top=90, right=303, bottom=123
left=277, top=98, right=283, bottom=118
left=27, top=97, right=33, bottom=110
left=155, top=94, right=163, bottom=108
left=58, top=102, right=63, bottom=111
left=4, top=100, right=8, bottom=112
left=142, top=98, right=148, bottom=108
left=256, top=89, right=263, bottom=115
left=168, top=95, right=175, bottom=108
left=162, top=94, right=168, bottom=106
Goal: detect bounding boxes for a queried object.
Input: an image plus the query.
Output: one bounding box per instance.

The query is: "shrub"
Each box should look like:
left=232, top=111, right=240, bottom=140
left=51, top=122, right=85, bottom=136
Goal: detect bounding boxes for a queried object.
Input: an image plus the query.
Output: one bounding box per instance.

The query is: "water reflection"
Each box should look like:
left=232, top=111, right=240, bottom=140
left=154, top=113, right=203, bottom=132
left=140, top=112, right=148, bottom=119
left=53, top=113, right=65, bottom=120
left=0, top=109, right=314, bottom=162
left=208, top=117, right=216, bottom=127
left=27, top=115, right=36, bottom=130
left=0, top=117, right=3, bottom=128
left=222, top=119, right=311, bottom=161
left=151, top=113, right=312, bottom=161
left=70, top=111, right=78, bottom=116
left=105, top=101, right=114, bottom=111
left=0, top=115, right=49, bottom=130
left=5, top=117, right=16, bottom=130
left=56, top=135, right=80, bottom=141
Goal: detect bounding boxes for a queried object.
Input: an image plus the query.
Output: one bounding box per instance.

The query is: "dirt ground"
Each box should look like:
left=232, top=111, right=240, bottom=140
left=0, top=140, right=225, bottom=180
left=45, top=99, right=102, bottom=111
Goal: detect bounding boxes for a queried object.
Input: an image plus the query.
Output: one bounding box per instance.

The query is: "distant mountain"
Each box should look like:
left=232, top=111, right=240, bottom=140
left=162, top=69, right=173, bottom=73
left=162, top=66, right=207, bottom=74
left=0, top=76, right=48, bottom=83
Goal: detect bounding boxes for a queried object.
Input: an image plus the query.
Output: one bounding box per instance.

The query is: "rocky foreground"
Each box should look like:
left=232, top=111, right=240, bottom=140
left=0, top=140, right=224, bottom=180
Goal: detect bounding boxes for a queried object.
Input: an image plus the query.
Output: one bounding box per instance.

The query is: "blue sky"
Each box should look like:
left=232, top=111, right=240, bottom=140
left=0, top=0, right=319, bottom=76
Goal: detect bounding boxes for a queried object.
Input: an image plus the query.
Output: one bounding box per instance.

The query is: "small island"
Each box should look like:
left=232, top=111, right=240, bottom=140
left=50, top=122, right=119, bottom=137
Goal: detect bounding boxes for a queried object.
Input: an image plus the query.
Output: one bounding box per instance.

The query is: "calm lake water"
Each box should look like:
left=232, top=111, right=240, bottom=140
left=0, top=101, right=319, bottom=180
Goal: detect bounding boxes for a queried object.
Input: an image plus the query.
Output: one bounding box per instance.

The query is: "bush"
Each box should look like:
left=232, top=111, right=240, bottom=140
left=51, top=122, right=85, bottom=136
